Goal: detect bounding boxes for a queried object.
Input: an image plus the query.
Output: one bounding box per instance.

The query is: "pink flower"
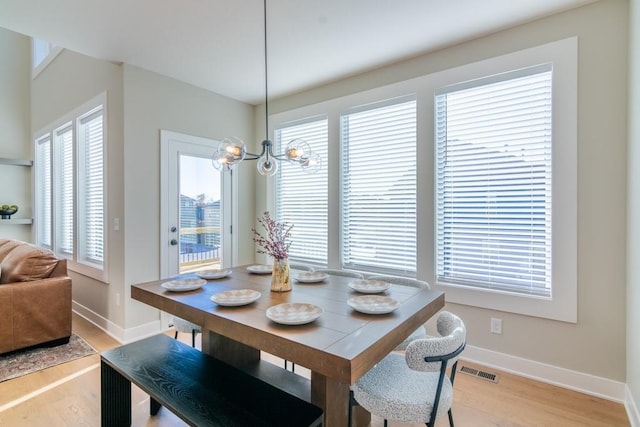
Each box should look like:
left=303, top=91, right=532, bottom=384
left=251, top=211, right=293, bottom=260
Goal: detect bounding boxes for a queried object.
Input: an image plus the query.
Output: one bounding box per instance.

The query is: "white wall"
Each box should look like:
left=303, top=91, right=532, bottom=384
left=0, top=29, right=31, bottom=242
left=121, top=64, right=255, bottom=331
left=627, top=0, right=640, bottom=422
left=269, top=0, right=629, bottom=385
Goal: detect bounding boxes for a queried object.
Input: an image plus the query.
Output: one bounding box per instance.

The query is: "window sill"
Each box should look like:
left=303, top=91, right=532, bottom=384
left=434, top=280, right=576, bottom=323
left=69, top=261, right=109, bottom=284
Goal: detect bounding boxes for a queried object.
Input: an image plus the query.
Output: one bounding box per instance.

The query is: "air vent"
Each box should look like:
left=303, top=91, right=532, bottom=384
left=459, top=365, right=499, bottom=383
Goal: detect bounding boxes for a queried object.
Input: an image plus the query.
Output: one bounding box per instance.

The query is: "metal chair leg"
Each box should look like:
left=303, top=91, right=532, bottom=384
left=174, top=331, right=178, bottom=339
left=191, top=329, right=197, bottom=348
left=448, top=408, right=454, bottom=426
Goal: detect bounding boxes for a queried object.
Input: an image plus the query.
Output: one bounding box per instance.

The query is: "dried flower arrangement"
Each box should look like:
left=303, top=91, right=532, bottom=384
left=251, top=211, right=293, bottom=261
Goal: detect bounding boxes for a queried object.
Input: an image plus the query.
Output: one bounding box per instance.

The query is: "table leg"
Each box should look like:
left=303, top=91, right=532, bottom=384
left=311, top=372, right=370, bottom=427
left=202, top=329, right=260, bottom=366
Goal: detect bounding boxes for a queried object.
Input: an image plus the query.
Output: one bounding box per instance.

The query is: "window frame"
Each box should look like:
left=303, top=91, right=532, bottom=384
left=430, top=37, right=577, bottom=322
left=34, top=92, right=108, bottom=282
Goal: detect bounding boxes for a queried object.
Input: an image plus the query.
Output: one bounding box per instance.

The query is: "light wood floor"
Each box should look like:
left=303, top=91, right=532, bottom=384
left=0, top=313, right=630, bottom=426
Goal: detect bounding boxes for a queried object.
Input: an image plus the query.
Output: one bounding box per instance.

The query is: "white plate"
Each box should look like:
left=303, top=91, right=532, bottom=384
left=349, top=279, right=390, bottom=294
left=294, top=272, right=329, bottom=283
left=347, top=295, right=400, bottom=314
left=210, top=289, right=261, bottom=306
left=247, top=264, right=272, bottom=274
left=195, top=269, right=232, bottom=280
left=266, top=303, right=323, bottom=325
left=161, top=278, right=207, bottom=292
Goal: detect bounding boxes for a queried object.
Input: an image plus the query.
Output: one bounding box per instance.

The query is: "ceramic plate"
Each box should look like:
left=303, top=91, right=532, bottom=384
left=247, top=264, right=272, bottom=274
left=210, top=289, right=261, bottom=306
left=161, top=278, right=207, bottom=292
left=348, top=279, right=390, bottom=294
left=266, top=303, right=323, bottom=325
left=347, top=295, right=400, bottom=314
left=294, top=272, right=329, bottom=283
left=195, top=269, right=232, bottom=280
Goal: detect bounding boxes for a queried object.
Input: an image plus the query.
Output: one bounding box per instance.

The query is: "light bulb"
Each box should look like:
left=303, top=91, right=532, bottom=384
left=300, top=151, right=321, bottom=174
left=286, top=139, right=311, bottom=163
left=218, top=137, right=246, bottom=165
left=257, top=155, right=278, bottom=176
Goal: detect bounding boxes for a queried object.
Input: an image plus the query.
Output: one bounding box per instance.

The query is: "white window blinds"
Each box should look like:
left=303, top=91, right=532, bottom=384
left=54, top=124, right=74, bottom=258
left=34, top=94, right=107, bottom=280
left=435, top=64, right=553, bottom=297
left=35, top=135, right=52, bottom=249
left=78, top=107, right=104, bottom=266
left=341, top=98, right=417, bottom=274
left=275, top=118, right=328, bottom=265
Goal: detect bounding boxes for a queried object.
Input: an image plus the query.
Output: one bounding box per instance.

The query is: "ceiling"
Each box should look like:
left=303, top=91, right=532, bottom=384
left=0, top=0, right=596, bottom=105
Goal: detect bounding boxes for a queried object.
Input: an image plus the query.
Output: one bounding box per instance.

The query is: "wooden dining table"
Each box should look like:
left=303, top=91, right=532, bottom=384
left=131, top=265, right=444, bottom=426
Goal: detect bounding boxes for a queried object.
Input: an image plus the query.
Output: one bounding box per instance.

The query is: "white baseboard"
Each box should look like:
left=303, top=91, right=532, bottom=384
left=72, top=301, right=125, bottom=344
left=72, top=301, right=163, bottom=344
left=627, top=385, right=640, bottom=427
left=463, top=344, right=626, bottom=403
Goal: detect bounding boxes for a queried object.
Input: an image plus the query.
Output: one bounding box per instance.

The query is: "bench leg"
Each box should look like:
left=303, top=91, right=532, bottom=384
left=101, top=361, right=132, bottom=427
left=150, top=397, right=162, bottom=415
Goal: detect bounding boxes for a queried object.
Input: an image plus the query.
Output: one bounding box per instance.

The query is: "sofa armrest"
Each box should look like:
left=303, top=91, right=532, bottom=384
left=0, top=276, right=72, bottom=354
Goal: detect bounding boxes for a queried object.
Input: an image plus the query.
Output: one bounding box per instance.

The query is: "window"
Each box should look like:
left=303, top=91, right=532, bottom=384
left=34, top=93, right=107, bottom=281
left=275, top=118, right=329, bottom=265
left=32, top=38, right=62, bottom=77
left=271, top=37, right=576, bottom=321
left=341, top=97, right=417, bottom=274
left=35, top=136, right=52, bottom=249
left=435, top=65, right=552, bottom=297
left=78, top=107, right=105, bottom=268
left=432, top=37, right=577, bottom=322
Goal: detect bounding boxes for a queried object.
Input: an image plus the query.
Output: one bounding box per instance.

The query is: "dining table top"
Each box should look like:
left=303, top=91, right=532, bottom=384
left=131, top=265, right=445, bottom=385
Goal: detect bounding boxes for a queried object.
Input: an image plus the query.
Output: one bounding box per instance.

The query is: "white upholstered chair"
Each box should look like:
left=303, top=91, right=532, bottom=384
left=349, top=311, right=466, bottom=427
left=313, top=268, right=365, bottom=279
left=172, top=317, right=202, bottom=348
left=289, top=263, right=314, bottom=271
left=367, top=275, right=431, bottom=350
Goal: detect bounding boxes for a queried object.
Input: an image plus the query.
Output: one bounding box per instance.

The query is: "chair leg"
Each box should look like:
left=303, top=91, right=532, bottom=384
left=448, top=408, right=454, bottom=427
left=348, top=390, right=356, bottom=427
left=174, top=331, right=178, bottom=339
left=384, top=420, right=388, bottom=427
left=191, top=329, right=196, bottom=348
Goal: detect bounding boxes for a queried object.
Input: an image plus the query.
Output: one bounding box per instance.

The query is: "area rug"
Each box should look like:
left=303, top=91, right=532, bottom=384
left=0, top=334, right=96, bottom=382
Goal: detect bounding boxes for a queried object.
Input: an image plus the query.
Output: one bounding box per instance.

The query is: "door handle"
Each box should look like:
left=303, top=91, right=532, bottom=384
left=170, top=239, right=178, bottom=246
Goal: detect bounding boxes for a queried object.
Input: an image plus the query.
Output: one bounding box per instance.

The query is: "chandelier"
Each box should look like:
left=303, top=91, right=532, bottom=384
left=212, top=0, right=321, bottom=177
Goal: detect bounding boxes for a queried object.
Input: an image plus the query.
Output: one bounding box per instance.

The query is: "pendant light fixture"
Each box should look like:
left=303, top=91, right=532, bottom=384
left=212, top=0, right=321, bottom=176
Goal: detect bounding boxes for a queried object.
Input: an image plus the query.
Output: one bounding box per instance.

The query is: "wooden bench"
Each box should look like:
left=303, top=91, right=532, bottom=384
left=100, top=333, right=324, bottom=426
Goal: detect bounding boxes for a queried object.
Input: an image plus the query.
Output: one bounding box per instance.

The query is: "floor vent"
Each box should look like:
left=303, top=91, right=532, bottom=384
left=459, top=365, right=499, bottom=383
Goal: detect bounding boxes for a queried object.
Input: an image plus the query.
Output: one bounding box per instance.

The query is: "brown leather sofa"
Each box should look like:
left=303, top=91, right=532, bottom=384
left=0, top=239, right=72, bottom=354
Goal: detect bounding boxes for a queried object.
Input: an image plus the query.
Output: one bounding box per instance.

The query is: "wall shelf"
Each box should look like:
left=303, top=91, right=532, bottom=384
left=0, top=218, right=33, bottom=225
left=0, top=157, right=33, bottom=166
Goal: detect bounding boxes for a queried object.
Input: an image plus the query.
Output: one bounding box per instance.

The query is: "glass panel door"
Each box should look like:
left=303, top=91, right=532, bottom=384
left=178, top=154, right=222, bottom=273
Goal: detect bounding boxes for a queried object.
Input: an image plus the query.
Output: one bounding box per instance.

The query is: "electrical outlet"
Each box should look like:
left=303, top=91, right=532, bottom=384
left=490, top=317, right=502, bottom=334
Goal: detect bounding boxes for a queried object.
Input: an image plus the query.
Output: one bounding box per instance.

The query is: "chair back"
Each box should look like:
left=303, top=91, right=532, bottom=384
left=314, top=268, right=365, bottom=279
left=366, top=275, right=430, bottom=290
left=289, top=263, right=314, bottom=271
left=404, top=311, right=466, bottom=373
